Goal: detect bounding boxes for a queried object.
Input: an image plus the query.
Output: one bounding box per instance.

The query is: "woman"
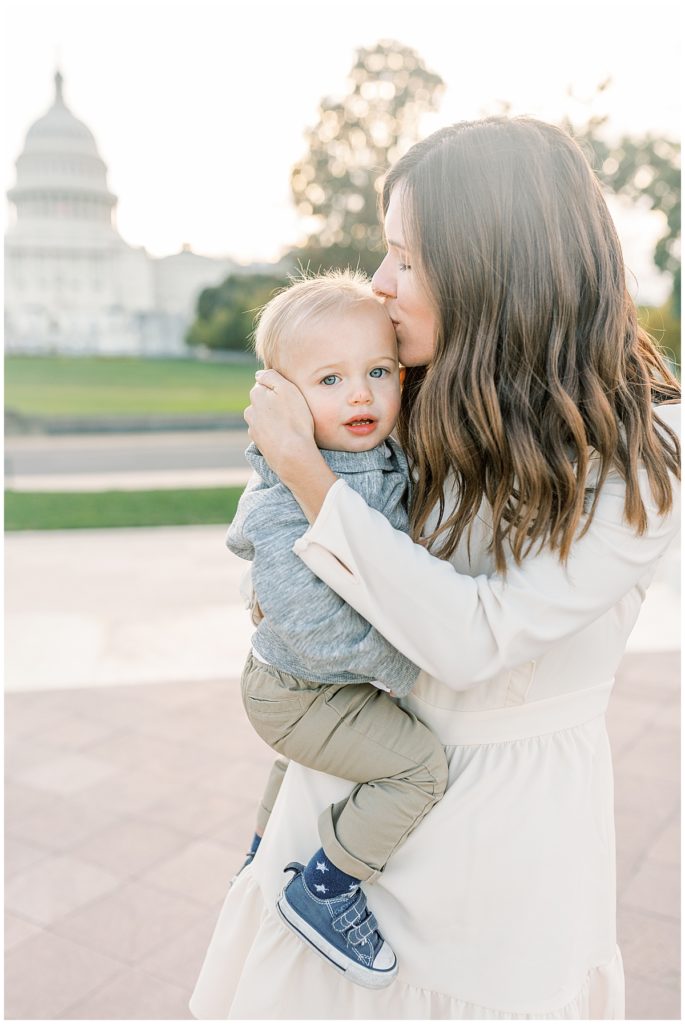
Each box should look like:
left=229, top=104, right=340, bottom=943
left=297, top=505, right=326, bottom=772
left=190, top=117, right=680, bottom=1019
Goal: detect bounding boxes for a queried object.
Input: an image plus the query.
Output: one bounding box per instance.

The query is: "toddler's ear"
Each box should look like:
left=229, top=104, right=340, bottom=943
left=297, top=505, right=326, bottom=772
left=399, top=367, right=406, bottom=387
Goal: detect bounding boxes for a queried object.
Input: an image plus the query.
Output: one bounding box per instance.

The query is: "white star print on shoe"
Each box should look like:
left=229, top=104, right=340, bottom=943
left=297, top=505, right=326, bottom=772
left=314, top=883, right=328, bottom=894
left=316, top=861, right=329, bottom=873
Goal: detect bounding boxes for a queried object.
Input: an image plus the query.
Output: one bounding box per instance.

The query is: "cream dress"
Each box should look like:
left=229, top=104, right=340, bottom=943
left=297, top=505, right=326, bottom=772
left=190, top=404, right=680, bottom=1020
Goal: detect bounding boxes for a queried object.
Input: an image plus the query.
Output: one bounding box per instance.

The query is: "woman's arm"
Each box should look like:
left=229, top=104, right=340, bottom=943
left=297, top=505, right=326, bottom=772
left=246, top=375, right=680, bottom=691
left=292, top=465, right=680, bottom=692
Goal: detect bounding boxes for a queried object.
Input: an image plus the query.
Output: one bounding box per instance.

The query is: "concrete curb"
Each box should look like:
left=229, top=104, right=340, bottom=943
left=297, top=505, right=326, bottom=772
left=5, top=411, right=247, bottom=436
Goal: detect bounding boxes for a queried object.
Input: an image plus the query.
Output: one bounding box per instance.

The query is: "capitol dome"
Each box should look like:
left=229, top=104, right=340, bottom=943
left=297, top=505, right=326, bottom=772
left=5, top=68, right=238, bottom=356
left=7, top=69, right=117, bottom=239
left=25, top=72, right=99, bottom=151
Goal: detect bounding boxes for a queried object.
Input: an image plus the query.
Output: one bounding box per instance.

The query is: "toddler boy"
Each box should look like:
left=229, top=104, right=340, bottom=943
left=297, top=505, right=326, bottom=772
left=227, top=270, right=447, bottom=988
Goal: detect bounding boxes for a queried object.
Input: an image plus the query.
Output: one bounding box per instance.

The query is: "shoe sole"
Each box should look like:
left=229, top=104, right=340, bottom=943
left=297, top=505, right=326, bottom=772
left=276, top=893, right=398, bottom=989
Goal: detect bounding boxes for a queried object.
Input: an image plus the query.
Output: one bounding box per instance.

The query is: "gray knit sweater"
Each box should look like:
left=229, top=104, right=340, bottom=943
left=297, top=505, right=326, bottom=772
left=226, top=438, right=420, bottom=697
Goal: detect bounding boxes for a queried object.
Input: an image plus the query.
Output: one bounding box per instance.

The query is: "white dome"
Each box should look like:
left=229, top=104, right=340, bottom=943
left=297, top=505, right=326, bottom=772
left=24, top=71, right=99, bottom=154
left=7, top=70, right=117, bottom=234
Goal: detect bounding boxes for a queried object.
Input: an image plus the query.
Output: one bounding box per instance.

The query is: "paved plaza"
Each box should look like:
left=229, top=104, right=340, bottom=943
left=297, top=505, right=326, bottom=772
left=4, top=526, right=681, bottom=1020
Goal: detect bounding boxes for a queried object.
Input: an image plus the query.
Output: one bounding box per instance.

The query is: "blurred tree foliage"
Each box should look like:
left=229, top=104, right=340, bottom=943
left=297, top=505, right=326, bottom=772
left=289, top=40, right=444, bottom=275
left=559, top=88, right=680, bottom=316
left=186, top=274, right=286, bottom=351
left=638, top=302, right=681, bottom=371
left=186, top=41, right=442, bottom=353
left=188, top=69, right=679, bottom=360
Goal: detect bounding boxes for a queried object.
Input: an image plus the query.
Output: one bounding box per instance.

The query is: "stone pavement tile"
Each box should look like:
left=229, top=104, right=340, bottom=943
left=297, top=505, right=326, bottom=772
left=29, top=710, right=124, bottom=750
left=223, top=711, right=271, bottom=760
left=139, top=915, right=219, bottom=992
left=14, top=750, right=121, bottom=795
left=4, top=780, right=63, bottom=824
left=5, top=854, right=122, bottom=926
left=614, top=805, right=680, bottom=896
left=4, top=930, right=123, bottom=1020
left=69, top=818, right=191, bottom=878
left=4, top=691, right=66, bottom=739
left=144, top=783, right=239, bottom=837
left=6, top=795, right=121, bottom=853
left=48, top=686, right=169, bottom=729
left=196, top=751, right=275, bottom=799
left=5, top=735, right=69, bottom=774
left=74, top=766, right=179, bottom=816
left=625, top=976, right=680, bottom=1021
left=621, top=859, right=680, bottom=920
left=619, top=725, right=680, bottom=785
left=3, top=666, right=678, bottom=1019
left=4, top=912, right=43, bottom=953
left=651, top=702, right=681, bottom=731
left=85, top=730, right=223, bottom=787
left=191, top=752, right=270, bottom=801
left=614, top=772, right=679, bottom=843
left=206, top=817, right=255, bottom=862
left=616, top=819, right=649, bottom=896
left=614, top=651, right=680, bottom=705
left=139, top=839, right=236, bottom=908
left=52, top=879, right=206, bottom=964
left=618, top=907, right=680, bottom=990
left=613, top=770, right=679, bottom=894
left=139, top=702, right=239, bottom=754
left=648, top=819, right=680, bottom=868
left=605, top=697, right=658, bottom=757
left=135, top=676, right=230, bottom=711
left=58, top=966, right=193, bottom=1020
left=4, top=836, right=50, bottom=878
left=135, top=681, right=263, bottom=759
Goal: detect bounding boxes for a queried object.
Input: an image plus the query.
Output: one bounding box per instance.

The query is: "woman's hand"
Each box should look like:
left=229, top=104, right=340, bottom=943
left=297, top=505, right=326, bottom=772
left=244, top=370, right=316, bottom=475
left=244, top=369, right=337, bottom=522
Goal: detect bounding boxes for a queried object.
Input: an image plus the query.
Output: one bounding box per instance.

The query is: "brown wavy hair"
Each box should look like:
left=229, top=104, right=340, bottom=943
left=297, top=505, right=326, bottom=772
left=384, top=117, right=680, bottom=572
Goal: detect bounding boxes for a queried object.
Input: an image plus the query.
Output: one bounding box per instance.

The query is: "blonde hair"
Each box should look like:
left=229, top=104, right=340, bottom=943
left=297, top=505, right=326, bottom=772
left=253, top=269, right=375, bottom=370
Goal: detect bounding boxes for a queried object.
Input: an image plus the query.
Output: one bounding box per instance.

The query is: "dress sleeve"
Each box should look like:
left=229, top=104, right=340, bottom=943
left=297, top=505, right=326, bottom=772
left=293, top=456, right=680, bottom=692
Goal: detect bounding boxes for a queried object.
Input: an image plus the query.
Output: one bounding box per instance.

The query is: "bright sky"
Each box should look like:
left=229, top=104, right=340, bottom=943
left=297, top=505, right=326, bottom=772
left=3, top=0, right=681, bottom=303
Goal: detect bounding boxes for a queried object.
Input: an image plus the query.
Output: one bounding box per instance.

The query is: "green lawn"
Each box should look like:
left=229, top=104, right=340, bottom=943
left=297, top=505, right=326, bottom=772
left=4, top=487, right=245, bottom=531
left=4, top=356, right=259, bottom=418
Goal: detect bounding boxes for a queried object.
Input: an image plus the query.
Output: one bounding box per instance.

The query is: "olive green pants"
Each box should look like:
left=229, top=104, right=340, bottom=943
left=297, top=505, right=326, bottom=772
left=242, top=652, right=448, bottom=882
left=255, top=756, right=289, bottom=836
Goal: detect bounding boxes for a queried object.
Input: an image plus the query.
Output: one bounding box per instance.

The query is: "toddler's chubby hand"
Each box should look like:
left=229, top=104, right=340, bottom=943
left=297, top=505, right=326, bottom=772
left=244, top=370, right=316, bottom=475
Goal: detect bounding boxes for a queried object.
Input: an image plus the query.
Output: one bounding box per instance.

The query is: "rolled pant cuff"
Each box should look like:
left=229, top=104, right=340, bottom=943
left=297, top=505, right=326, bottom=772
left=318, top=804, right=382, bottom=884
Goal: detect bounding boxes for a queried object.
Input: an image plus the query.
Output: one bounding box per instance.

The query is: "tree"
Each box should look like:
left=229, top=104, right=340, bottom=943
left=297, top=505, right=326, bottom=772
left=186, top=274, right=287, bottom=352
left=289, top=40, right=444, bottom=274
left=558, top=85, right=680, bottom=316
left=577, top=128, right=680, bottom=315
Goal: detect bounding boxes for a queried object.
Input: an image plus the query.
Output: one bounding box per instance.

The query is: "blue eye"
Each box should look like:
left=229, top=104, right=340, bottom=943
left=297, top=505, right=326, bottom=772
left=369, top=367, right=388, bottom=379
left=321, top=374, right=339, bottom=385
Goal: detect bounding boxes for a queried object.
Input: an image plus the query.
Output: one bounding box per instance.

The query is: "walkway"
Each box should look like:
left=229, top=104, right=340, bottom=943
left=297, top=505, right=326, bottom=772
left=4, top=526, right=681, bottom=1019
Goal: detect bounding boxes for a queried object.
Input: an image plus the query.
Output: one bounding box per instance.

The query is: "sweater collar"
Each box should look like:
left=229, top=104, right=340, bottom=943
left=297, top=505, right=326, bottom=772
left=245, top=441, right=394, bottom=485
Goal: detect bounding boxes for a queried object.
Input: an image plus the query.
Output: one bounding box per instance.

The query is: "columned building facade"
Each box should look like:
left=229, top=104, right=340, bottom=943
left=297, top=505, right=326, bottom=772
left=5, top=71, right=238, bottom=355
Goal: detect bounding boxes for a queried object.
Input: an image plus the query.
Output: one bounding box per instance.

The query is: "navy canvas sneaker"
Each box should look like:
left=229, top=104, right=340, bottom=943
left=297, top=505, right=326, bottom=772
left=276, top=862, right=398, bottom=989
